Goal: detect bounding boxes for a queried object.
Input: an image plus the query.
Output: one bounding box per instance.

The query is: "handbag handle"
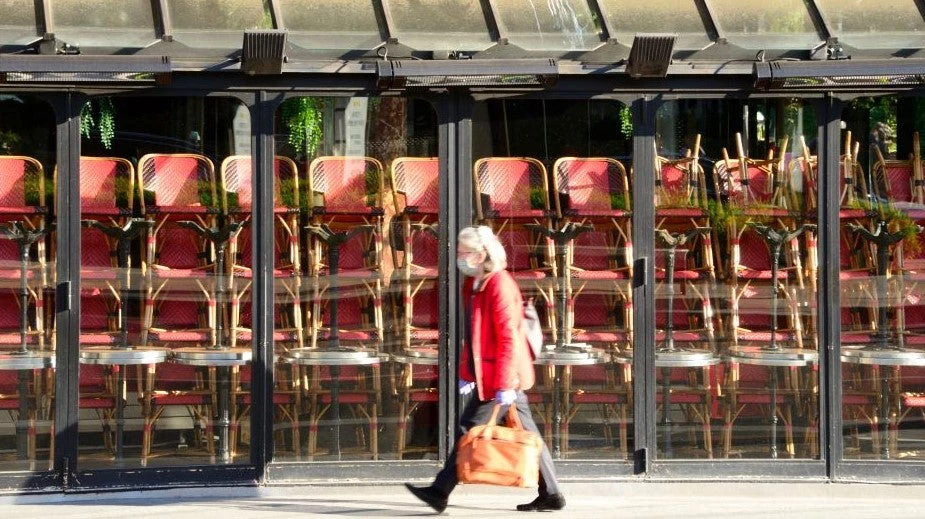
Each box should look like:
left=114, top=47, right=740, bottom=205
left=487, top=403, right=525, bottom=431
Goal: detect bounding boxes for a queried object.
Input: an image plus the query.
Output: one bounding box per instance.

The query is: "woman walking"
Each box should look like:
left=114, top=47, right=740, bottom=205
left=405, top=225, right=566, bottom=513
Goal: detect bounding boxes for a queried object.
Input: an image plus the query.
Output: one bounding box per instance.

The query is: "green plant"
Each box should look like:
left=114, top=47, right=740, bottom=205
left=281, top=97, right=324, bottom=158
left=619, top=106, right=633, bottom=139
left=0, top=130, right=21, bottom=153
left=80, top=98, right=116, bottom=149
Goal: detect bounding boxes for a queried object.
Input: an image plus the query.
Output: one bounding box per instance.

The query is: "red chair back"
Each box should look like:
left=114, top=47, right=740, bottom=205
left=391, top=157, right=439, bottom=216
left=552, top=157, right=628, bottom=217
left=474, top=157, right=548, bottom=221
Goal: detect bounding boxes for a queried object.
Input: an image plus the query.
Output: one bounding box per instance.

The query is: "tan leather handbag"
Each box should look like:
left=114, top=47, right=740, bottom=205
left=457, top=403, right=542, bottom=488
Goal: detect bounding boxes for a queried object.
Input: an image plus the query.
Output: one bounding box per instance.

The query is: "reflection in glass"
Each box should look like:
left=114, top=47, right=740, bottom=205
left=473, top=99, right=633, bottom=461
left=0, top=0, right=38, bottom=44
left=0, top=96, right=55, bottom=472
left=77, top=96, right=252, bottom=467
left=51, top=0, right=156, bottom=48
left=600, top=0, right=711, bottom=48
left=840, top=96, right=925, bottom=461
left=273, top=97, right=439, bottom=461
left=491, top=0, right=601, bottom=51
left=387, top=0, right=492, bottom=51
left=816, top=0, right=925, bottom=34
left=280, top=0, right=382, bottom=50
left=709, top=0, right=820, bottom=49
left=165, top=0, right=271, bottom=48
left=657, top=99, right=819, bottom=459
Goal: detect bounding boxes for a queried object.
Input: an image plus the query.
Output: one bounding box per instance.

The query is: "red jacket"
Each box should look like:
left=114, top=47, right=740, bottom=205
left=460, top=270, right=535, bottom=401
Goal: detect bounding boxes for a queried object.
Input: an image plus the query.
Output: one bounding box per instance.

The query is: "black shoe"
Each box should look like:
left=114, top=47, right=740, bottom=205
left=516, top=493, right=566, bottom=512
left=404, top=483, right=448, bottom=513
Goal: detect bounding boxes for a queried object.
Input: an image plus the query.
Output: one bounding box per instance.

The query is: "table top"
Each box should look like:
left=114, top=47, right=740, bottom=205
left=0, top=351, right=54, bottom=370
left=80, top=346, right=168, bottom=365
left=841, top=345, right=925, bottom=366
left=655, top=349, right=720, bottom=368
left=172, top=347, right=252, bottom=366
left=391, top=348, right=439, bottom=366
left=535, top=345, right=608, bottom=366
left=285, top=347, right=384, bottom=366
left=727, top=346, right=818, bottom=367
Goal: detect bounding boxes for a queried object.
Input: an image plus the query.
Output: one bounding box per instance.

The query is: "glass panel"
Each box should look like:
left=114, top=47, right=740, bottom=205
left=387, top=0, right=492, bottom=52
left=840, top=95, right=925, bottom=461
left=0, top=96, right=55, bottom=472
left=492, top=0, right=602, bottom=51
left=166, top=0, right=271, bottom=48
left=600, top=0, right=711, bottom=49
left=51, top=0, right=156, bottom=48
left=471, top=99, right=634, bottom=461
left=817, top=0, right=925, bottom=49
left=0, top=0, right=39, bottom=45
left=280, top=0, right=383, bottom=51
left=657, top=99, right=819, bottom=459
left=272, top=97, right=438, bottom=461
left=78, top=96, right=252, bottom=467
left=709, top=0, right=820, bottom=49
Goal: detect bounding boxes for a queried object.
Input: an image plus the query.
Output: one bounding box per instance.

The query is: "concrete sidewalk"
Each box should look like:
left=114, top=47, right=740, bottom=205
left=3, top=481, right=924, bottom=518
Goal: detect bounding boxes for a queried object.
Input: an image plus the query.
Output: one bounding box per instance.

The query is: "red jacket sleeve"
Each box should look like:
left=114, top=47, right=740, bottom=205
left=488, top=271, right=523, bottom=391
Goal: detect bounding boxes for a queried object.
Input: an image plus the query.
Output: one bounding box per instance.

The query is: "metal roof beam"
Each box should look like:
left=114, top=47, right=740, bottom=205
left=587, top=0, right=614, bottom=43
left=153, top=0, right=171, bottom=41
left=916, top=0, right=925, bottom=22
left=695, top=0, right=723, bottom=43
left=373, top=0, right=396, bottom=42
left=484, top=0, right=509, bottom=43
left=266, top=0, right=284, bottom=29
left=804, top=0, right=833, bottom=42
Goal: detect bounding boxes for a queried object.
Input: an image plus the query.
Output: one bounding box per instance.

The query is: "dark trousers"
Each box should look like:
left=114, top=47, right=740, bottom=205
left=432, top=389, right=560, bottom=497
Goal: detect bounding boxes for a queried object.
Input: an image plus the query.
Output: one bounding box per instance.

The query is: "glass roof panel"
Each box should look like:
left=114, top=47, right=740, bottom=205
left=710, top=0, right=821, bottom=49
left=279, top=0, right=383, bottom=51
left=52, top=0, right=156, bottom=48
left=492, top=0, right=602, bottom=51
left=387, top=0, right=492, bottom=52
left=816, top=0, right=925, bottom=49
left=600, top=0, right=711, bottom=49
left=166, top=0, right=271, bottom=49
left=0, top=0, right=38, bottom=46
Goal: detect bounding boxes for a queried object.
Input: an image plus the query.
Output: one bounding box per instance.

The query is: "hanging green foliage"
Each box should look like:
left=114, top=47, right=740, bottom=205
left=619, top=106, right=633, bottom=138
left=98, top=98, right=115, bottom=149
left=281, top=97, right=324, bottom=158
left=80, top=98, right=116, bottom=149
left=79, top=101, right=94, bottom=140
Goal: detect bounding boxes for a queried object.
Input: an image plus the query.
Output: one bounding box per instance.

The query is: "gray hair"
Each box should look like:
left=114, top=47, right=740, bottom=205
left=457, top=225, right=507, bottom=273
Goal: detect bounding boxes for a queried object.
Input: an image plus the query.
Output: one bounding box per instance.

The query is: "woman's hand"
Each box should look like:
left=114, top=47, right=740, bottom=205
left=458, top=379, right=475, bottom=396
left=495, top=389, right=517, bottom=405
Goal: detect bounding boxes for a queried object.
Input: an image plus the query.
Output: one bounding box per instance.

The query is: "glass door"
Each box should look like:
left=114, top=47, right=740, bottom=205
left=75, top=95, right=255, bottom=469
left=0, top=94, right=57, bottom=481
left=652, top=98, right=821, bottom=462
left=470, top=98, right=636, bottom=463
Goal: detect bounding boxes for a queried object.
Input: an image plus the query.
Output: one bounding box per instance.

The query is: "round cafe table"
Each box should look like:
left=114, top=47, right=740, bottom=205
left=611, top=349, right=720, bottom=458
left=726, top=346, right=818, bottom=459
left=285, top=347, right=385, bottom=460
left=79, top=346, right=168, bottom=461
left=172, top=347, right=252, bottom=464
left=841, top=345, right=925, bottom=459
left=0, top=351, right=54, bottom=461
left=534, top=345, right=608, bottom=459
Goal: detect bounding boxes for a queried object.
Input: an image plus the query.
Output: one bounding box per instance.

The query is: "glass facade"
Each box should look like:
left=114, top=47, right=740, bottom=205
left=0, top=0, right=925, bottom=492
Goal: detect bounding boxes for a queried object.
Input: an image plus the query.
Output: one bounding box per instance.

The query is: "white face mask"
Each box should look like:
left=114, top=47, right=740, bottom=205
left=456, top=257, right=481, bottom=277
